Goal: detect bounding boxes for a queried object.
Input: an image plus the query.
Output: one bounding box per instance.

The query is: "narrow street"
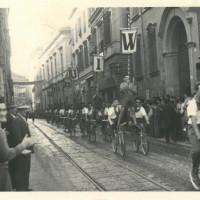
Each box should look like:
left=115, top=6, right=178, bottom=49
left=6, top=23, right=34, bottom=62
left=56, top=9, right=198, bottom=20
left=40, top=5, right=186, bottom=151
left=28, top=119, right=194, bottom=191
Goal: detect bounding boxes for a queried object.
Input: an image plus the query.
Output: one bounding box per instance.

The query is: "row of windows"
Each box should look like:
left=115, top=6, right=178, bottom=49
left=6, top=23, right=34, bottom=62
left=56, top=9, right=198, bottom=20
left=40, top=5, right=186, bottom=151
left=135, top=23, right=158, bottom=78
left=73, top=8, right=93, bottom=44
left=42, top=48, right=64, bottom=81
left=72, top=10, right=112, bottom=73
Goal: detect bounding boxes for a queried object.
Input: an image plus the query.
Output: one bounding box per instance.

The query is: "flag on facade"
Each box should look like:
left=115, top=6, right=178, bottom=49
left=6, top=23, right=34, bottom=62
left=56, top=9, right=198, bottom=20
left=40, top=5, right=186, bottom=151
left=93, top=55, right=104, bottom=72
left=121, top=28, right=138, bottom=53
left=69, top=68, right=78, bottom=80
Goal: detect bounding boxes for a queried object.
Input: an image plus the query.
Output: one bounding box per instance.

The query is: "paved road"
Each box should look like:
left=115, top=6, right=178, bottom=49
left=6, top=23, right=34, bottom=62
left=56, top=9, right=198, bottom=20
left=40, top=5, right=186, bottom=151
left=28, top=119, right=194, bottom=191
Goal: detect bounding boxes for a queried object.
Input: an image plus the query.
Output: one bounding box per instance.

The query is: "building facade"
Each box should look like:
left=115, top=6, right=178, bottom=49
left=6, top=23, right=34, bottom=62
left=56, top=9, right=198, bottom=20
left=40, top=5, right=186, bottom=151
left=69, top=8, right=94, bottom=106
left=12, top=73, right=32, bottom=106
left=0, top=8, right=13, bottom=103
left=32, top=47, right=43, bottom=111
left=39, top=27, right=72, bottom=110
left=130, top=7, right=200, bottom=99
left=70, top=8, right=131, bottom=105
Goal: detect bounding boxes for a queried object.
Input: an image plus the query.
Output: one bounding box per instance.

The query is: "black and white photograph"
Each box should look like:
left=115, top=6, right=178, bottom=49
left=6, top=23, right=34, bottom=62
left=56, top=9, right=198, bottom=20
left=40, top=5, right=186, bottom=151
left=1, top=0, right=200, bottom=196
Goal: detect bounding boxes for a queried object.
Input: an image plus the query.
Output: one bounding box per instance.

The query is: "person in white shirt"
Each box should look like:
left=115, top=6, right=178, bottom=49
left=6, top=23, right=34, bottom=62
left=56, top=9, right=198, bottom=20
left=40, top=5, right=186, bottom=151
left=108, top=100, right=121, bottom=137
left=187, top=83, right=200, bottom=190
left=134, top=98, right=149, bottom=125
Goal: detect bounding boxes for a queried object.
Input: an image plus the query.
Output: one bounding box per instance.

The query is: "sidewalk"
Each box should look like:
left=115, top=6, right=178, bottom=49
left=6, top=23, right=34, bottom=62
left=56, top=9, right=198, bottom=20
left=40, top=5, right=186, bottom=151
left=148, top=136, right=191, bottom=149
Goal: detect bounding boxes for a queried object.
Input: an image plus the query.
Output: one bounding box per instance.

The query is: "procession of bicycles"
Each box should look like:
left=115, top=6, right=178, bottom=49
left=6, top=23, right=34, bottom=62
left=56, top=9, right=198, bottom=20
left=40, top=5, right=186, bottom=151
left=44, top=98, right=150, bottom=157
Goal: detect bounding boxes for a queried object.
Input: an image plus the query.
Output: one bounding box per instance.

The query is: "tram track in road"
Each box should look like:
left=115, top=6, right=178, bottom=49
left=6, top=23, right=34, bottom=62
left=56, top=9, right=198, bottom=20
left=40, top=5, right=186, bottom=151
left=33, top=121, right=171, bottom=191
left=32, top=123, right=107, bottom=191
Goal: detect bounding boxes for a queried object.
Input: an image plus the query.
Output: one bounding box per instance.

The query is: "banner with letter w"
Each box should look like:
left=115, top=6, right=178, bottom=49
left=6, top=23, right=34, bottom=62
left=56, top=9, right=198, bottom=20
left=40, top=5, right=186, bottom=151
left=69, top=67, right=78, bottom=80
left=121, top=28, right=137, bottom=53
left=93, top=55, right=104, bottom=72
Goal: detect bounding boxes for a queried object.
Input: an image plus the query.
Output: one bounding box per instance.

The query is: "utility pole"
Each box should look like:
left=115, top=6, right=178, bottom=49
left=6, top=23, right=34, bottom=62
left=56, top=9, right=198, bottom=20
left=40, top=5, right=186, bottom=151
left=127, top=8, right=131, bottom=78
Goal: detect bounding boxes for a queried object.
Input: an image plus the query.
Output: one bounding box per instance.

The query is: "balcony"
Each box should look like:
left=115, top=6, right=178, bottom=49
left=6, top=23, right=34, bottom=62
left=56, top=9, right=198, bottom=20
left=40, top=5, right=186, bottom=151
left=42, top=69, right=69, bottom=90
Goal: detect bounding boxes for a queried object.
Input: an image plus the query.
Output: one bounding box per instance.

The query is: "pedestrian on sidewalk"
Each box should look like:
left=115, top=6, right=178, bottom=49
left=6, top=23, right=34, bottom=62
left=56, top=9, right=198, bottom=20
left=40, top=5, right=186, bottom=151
left=187, top=83, right=200, bottom=190
left=11, top=105, right=34, bottom=191
left=31, top=111, right=35, bottom=123
left=162, top=97, right=177, bottom=143
left=0, top=96, right=34, bottom=191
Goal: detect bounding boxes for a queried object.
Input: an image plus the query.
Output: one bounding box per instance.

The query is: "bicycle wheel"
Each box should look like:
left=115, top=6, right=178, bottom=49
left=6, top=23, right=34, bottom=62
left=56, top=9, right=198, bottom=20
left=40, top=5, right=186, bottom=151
left=107, top=125, right=112, bottom=142
left=119, top=131, right=126, bottom=157
left=141, top=132, right=149, bottom=156
left=112, top=131, right=118, bottom=153
left=91, top=125, right=96, bottom=142
left=132, top=132, right=139, bottom=153
left=72, top=123, right=75, bottom=137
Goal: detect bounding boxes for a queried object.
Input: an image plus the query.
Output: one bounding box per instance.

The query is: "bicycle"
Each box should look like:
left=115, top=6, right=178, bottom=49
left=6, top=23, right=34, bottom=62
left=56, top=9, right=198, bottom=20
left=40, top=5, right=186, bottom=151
left=102, top=120, right=112, bottom=142
left=68, top=118, right=77, bottom=137
left=112, top=122, right=126, bottom=157
left=188, top=150, right=200, bottom=190
left=87, top=120, right=97, bottom=142
left=131, top=123, right=149, bottom=156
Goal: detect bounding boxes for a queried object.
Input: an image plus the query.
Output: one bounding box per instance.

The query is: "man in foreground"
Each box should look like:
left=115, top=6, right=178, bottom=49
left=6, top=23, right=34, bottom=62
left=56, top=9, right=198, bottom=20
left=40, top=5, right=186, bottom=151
left=187, top=82, right=200, bottom=190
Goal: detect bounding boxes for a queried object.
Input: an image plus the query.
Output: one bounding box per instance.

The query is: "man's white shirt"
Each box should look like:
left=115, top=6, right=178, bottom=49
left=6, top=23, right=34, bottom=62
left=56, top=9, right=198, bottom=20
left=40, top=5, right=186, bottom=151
left=135, top=107, right=147, bottom=119
left=108, top=106, right=120, bottom=125
left=187, top=98, right=200, bottom=124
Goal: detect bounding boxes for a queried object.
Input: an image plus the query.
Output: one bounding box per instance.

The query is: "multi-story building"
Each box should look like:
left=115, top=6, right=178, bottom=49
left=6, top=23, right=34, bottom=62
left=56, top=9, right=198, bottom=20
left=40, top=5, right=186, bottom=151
left=69, top=8, right=94, bottom=105
left=129, top=7, right=200, bottom=98
left=70, top=8, right=130, bottom=105
left=0, top=8, right=13, bottom=103
left=32, top=47, right=43, bottom=111
left=12, top=73, right=32, bottom=106
left=40, top=27, right=72, bottom=110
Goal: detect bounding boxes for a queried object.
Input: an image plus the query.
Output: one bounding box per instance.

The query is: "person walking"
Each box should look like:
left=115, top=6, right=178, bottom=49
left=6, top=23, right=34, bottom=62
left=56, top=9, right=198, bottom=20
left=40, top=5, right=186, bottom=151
left=0, top=96, right=34, bottom=191
left=11, top=105, right=34, bottom=191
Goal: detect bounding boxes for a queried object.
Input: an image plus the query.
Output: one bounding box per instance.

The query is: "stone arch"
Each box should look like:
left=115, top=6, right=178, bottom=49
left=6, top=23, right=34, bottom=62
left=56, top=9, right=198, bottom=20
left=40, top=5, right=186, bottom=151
left=160, top=8, right=192, bottom=96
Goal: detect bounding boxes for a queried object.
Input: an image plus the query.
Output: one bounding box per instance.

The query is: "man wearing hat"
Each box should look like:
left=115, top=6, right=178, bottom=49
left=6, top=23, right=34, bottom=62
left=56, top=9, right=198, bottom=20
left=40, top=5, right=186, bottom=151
left=3, top=102, right=18, bottom=189
left=11, top=105, right=33, bottom=191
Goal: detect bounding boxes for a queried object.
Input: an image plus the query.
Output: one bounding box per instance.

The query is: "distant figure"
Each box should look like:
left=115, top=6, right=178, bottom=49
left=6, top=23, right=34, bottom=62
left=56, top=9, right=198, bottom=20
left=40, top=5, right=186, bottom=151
left=25, top=111, right=29, bottom=122
left=31, top=111, right=35, bottom=123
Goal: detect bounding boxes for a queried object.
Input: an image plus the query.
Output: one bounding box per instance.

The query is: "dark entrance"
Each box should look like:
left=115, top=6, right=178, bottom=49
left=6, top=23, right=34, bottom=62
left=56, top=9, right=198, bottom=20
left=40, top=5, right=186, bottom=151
left=168, top=17, right=191, bottom=97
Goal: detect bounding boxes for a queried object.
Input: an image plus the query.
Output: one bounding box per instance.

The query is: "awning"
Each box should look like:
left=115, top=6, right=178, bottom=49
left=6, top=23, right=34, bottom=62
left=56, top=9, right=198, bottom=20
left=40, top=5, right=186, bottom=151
left=98, top=77, right=116, bottom=91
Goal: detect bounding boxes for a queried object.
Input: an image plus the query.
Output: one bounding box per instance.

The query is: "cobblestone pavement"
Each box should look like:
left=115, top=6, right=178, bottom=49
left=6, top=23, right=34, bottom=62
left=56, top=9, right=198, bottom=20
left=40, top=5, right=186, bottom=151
left=28, top=119, right=195, bottom=191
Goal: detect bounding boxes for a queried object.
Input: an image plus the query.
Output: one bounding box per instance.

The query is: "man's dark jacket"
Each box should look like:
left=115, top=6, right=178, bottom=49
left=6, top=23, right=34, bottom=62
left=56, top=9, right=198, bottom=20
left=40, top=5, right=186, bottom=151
left=11, top=113, right=32, bottom=191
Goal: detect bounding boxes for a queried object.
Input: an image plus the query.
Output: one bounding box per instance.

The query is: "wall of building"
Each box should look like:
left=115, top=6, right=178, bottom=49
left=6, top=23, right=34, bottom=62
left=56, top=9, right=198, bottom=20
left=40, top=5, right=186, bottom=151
left=0, top=8, right=13, bottom=103
left=130, top=7, right=200, bottom=98
left=38, top=28, right=72, bottom=110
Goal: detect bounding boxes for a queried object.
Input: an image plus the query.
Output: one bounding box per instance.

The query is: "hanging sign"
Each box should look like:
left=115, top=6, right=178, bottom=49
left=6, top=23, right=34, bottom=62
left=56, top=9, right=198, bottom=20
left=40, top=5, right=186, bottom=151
left=121, top=28, right=137, bottom=53
left=69, top=68, right=78, bottom=80
left=93, top=55, right=104, bottom=72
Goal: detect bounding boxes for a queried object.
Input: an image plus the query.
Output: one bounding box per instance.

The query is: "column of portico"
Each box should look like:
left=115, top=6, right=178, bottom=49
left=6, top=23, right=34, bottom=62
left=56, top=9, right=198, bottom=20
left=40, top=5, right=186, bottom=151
left=162, top=51, right=179, bottom=96
left=186, top=41, right=197, bottom=94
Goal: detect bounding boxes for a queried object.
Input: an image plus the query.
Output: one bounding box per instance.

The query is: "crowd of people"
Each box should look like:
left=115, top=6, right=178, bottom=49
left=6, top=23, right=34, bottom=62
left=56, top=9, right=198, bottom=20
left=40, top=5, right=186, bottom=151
left=42, top=92, right=190, bottom=144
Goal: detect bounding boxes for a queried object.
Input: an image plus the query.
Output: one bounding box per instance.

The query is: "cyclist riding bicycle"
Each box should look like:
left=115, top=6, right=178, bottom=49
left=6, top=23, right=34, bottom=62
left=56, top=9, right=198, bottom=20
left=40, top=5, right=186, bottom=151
left=85, top=102, right=96, bottom=136
left=108, top=99, right=121, bottom=137
left=187, top=82, right=200, bottom=190
left=98, top=102, right=109, bottom=135
left=68, top=104, right=77, bottom=132
left=118, top=75, right=137, bottom=126
left=129, top=98, right=149, bottom=129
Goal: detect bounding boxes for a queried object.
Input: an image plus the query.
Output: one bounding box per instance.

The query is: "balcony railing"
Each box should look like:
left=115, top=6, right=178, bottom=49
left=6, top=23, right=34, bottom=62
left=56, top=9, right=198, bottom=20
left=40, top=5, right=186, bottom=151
left=42, top=69, right=68, bottom=89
